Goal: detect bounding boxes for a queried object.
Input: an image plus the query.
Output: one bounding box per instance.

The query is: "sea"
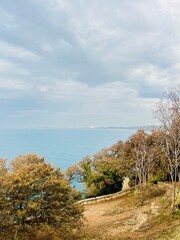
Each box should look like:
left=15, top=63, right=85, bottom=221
left=0, top=128, right=137, bottom=172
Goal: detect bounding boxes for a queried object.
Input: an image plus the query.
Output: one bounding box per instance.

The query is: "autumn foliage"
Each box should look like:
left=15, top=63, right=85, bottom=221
left=0, top=154, right=83, bottom=240
left=66, top=129, right=168, bottom=198
left=66, top=87, right=179, bottom=209
left=0, top=86, right=179, bottom=239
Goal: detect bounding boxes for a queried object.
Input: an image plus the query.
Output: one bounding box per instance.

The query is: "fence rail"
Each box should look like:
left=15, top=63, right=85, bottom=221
left=77, top=182, right=172, bottom=205
left=78, top=186, right=136, bottom=205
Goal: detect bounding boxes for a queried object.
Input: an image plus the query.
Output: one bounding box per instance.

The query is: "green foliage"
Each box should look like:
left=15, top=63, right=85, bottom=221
left=66, top=129, right=173, bottom=198
left=162, top=197, right=167, bottom=203
left=65, top=86, right=179, bottom=209
left=175, top=192, right=180, bottom=210
left=66, top=147, right=125, bottom=197
left=150, top=174, right=168, bottom=184
left=0, top=154, right=83, bottom=240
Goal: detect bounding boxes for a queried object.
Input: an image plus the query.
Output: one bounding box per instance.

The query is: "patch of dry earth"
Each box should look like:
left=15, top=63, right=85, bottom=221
left=83, top=194, right=163, bottom=239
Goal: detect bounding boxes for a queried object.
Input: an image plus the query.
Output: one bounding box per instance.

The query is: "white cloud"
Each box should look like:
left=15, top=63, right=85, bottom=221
left=37, top=79, right=135, bottom=102
left=0, top=59, right=29, bottom=75
left=42, top=0, right=180, bottom=92
left=0, top=8, right=18, bottom=29
left=0, top=0, right=180, bottom=127
left=0, top=79, right=32, bottom=91
left=129, top=65, right=169, bottom=86
left=0, top=41, right=41, bottom=61
left=41, top=42, right=54, bottom=52
left=129, top=64, right=180, bottom=89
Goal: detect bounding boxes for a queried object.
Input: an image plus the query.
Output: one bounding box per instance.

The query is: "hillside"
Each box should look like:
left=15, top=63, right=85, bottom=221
left=81, top=184, right=180, bottom=240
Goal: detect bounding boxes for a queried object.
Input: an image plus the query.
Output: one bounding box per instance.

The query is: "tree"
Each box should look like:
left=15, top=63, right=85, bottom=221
left=91, top=148, right=124, bottom=196
left=126, top=129, right=161, bottom=204
left=66, top=146, right=125, bottom=197
left=0, top=154, right=83, bottom=240
left=149, top=129, right=168, bottom=183
left=128, top=129, right=158, bottom=186
left=154, top=86, right=180, bottom=209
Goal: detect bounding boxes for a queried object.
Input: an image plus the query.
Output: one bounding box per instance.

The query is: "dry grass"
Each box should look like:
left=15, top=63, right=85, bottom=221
left=80, top=184, right=180, bottom=240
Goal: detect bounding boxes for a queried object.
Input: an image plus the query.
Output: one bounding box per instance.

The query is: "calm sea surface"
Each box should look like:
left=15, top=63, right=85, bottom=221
left=0, top=128, right=136, bottom=172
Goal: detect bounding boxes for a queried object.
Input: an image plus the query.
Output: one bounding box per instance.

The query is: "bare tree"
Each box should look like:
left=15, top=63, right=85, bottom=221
left=154, top=86, right=180, bottom=209
left=130, top=130, right=157, bottom=186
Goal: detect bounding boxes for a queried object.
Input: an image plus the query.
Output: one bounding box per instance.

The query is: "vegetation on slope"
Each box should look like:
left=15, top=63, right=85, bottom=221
left=0, top=86, right=179, bottom=240
left=66, top=86, right=180, bottom=212
left=0, top=154, right=84, bottom=240
left=80, top=183, right=180, bottom=240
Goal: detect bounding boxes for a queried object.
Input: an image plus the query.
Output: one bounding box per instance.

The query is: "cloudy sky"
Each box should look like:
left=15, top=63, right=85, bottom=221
left=0, top=0, right=179, bottom=128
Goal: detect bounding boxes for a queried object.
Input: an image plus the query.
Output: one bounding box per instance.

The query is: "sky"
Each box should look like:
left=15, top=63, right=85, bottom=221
left=0, top=0, right=179, bottom=128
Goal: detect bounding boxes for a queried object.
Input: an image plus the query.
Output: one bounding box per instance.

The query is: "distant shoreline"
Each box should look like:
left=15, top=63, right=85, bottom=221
left=91, top=125, right=160, bottom=130
left=0, top=125, right=160, bottom=130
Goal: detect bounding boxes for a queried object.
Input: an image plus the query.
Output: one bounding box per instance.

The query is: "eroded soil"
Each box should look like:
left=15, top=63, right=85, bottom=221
left=82, top=191, right=180, bottom=240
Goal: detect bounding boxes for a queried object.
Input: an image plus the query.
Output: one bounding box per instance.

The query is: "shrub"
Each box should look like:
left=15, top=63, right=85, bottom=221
left=134, top=183, right=166, bottom=204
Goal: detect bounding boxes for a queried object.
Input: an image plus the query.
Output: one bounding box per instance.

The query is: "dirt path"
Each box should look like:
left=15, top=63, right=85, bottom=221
left=82, top=191, right=179, bottom=239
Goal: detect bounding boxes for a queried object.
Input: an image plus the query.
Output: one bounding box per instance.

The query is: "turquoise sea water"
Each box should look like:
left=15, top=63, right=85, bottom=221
left=0, top=128, right=136, bottom=172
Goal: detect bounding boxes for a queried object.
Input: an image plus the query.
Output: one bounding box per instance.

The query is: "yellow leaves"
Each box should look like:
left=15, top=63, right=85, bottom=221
left=27, top=201, right=40, bottom=211
left=17, top=209, right=26, bottom=220
left=0, top=153, right=84, bottom=240
left=0, top=158, right=7, bottom=175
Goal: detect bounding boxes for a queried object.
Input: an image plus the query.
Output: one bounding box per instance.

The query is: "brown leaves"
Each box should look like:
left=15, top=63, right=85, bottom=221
left=0, top=154, right=84, bottom=240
